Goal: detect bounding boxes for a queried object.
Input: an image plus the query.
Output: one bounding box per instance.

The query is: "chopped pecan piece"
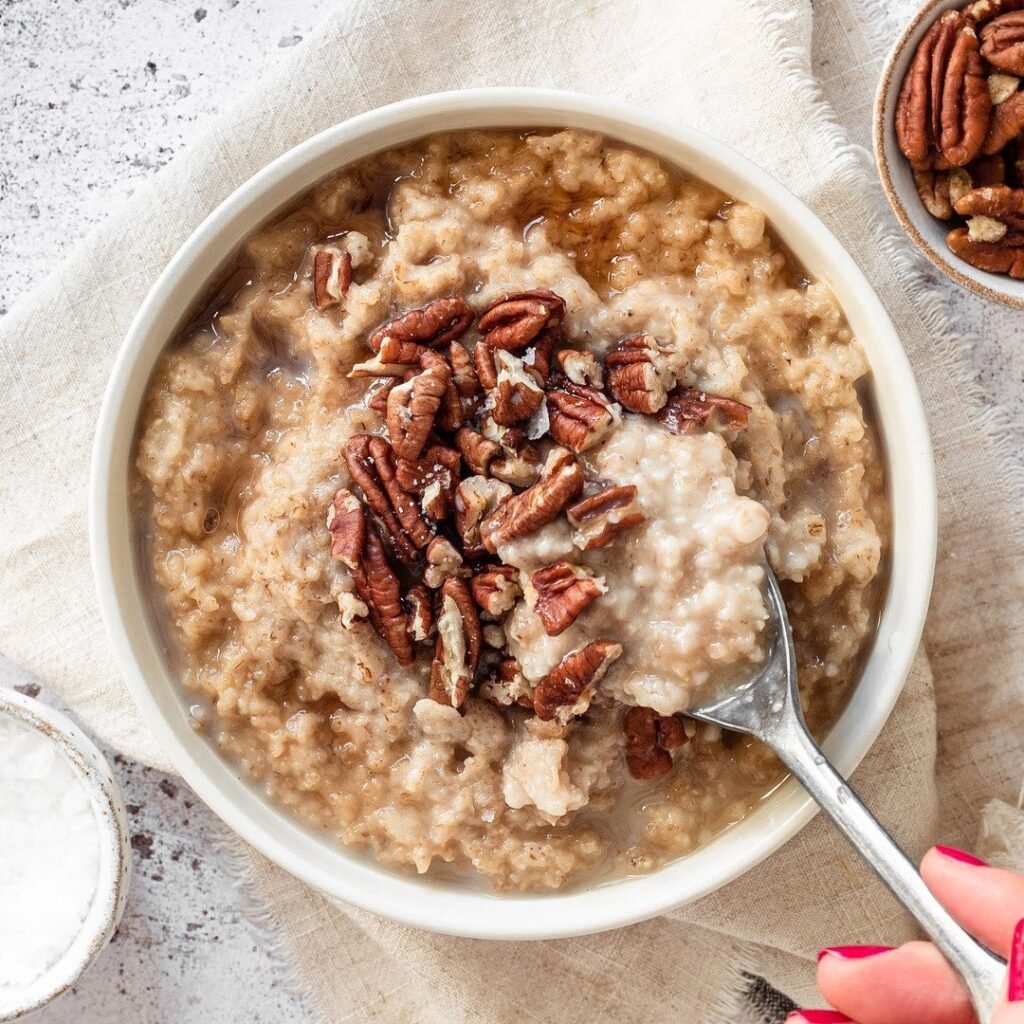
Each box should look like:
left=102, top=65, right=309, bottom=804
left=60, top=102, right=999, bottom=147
left=396, top=444, right=461, bottom=522
left=657, top=387, right=751, bottom=432
left=385, top=359, right=451, bottom=461
left=530, top=561, right=607, bottom=636
left=895, top=11, right=991, bottom=169
left=490, top=445, right=542, bottom=488
left=624, top=707, right=689, bottom=780
left=406, top=584, right=435, bottom=643
left=326, top=488, right=365, bottom=569
left=479, top=657, right=533, bottom=709
left=546, top=387, right=617, bottom=452
left=566, top=485, right=646, bottom=550
left=480, top=448, right=584, bottom=554
left=470, top=565, right=521, bottom=617
left=349, top=353, right=416, bottom=378
left=424, top=536, right=464, bottom=589
left=477, top=289, right=565, bottom=351
left=982, top=11, right=1024, bottom=74
left=556, top=348, right=604, bottom=387
left=343, top=435, right=431, bottom=564
left=428, top=578, right=481, bottom=709
left=448, top=341, right=480, bottom=398
left=604, top=335, right=677, bottom=414
left=312, top=246, right=352, bottom=310
left=368, top=297, right=473, bottom=353
left=914, top=168, right=954, bottom=218
left=489, top=349, right=546, bottom=426
left=418, top=348, right=464, bottom=431
left=376, top=334, right=427, bottom=367
left=455, top=475, right=513, bottom=557
left=533, top=640, right=622, bottom=725
left=366, top=377, right=403, bottom=413
left=336, top=591, right=369, bottom=629
left=352, top=523, right=415, bottom=667
left=455, top=426, right=501, bottom=476
left=989, top=71, right=1021, bottom=104
left=984, top=89, right=1024, bottom=153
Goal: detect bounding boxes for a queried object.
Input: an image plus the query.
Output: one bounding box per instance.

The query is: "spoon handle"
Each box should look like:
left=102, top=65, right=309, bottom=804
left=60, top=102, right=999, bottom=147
left=770, top=712, right=1005, bottom=1023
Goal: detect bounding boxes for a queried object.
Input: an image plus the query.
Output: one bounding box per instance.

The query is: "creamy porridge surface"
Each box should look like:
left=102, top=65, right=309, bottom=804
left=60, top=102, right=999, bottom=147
left=133, top=129, right=888, bottom=891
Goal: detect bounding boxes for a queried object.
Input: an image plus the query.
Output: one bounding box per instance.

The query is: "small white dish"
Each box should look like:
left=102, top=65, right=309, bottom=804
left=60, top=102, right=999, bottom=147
left=874, top=0, right=1024, bottom=309
left=0, top=687, right=130, bottom=1021
left=90, top=88, right=937, bottom=940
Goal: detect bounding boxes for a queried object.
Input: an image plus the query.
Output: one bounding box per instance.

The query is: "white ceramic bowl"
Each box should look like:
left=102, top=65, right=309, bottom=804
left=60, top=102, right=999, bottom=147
left=875, top=0, right=1024, bottom=309
left=0, top=687, right=130, bottom=1021
left=90, top=88, right=936, bottom=940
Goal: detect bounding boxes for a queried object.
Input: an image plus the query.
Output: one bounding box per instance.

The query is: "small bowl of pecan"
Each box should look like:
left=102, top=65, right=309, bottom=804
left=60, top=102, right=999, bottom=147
left=875, top=0, right=1024, bottom=306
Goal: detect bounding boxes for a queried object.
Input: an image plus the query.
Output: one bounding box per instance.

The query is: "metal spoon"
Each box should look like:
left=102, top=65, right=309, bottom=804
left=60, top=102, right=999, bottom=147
left=686, top=566, right=1005, bottom=1024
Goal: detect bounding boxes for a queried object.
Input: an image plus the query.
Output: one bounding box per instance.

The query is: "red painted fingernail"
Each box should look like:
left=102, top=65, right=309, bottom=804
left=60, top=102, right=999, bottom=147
left=786, top=1012, right=852, bottom=1023
left=817, top=944, right=893, bottom=962
left=935, top=844, right=988, bottom=867
left=1009, top=918, right=1024, bottom=1002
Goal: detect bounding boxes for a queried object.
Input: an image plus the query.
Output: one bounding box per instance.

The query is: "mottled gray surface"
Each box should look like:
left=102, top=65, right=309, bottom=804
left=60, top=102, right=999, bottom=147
left=1, top=0, right=1022, bottom=1021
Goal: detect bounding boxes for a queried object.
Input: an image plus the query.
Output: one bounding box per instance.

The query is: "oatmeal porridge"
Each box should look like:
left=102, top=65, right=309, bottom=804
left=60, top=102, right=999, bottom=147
left=132, top=129, right=888, bottom=891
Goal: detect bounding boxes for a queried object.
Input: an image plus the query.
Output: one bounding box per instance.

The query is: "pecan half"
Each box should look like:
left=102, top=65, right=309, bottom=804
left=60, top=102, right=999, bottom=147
left=326, top=488, right=365, bottom=569
left=477, top=289, right=565, bottom=351
left=428, top=577, right=482, bottom=709
left=352, top=523, right=415, bottom=666
left=470, top=564, right=522, bottom=617
left=312, top=246, right=352, bottom=310
left=490, top=349, right=546, bottom=426
left=368, top=297, right=473, bottom=353
left=395, top=444, right=461, bottom=522
left=657, top=387, right=751, bottom=432
left=947, top=223, right=1024, bottom=273
left=454, top=426, right=501, bottom=476
left=530, top=561, right=607, bottom=636
left=982, top=11, right=1024, bottom=74
left=480, top=448, right=584, bottom=554
left=533, top=640, right=622, bottom=725
left=954, top=183, right=1024, bottom=224
left=454, top=475, right=513, bottom=557
left=406, top=584, right=435, bottom=643
left=385, top=360, right=451, bottom=461
left=896, top=11, right=991, bottom=169
left=556, top=348, right=604, bottom=387
left=343, top=435, right=431, bottom=564
left=546, top=387, right=617, bottom=452
left=624, top=707, right=688, bottom=780
left=984, top=89, right=1024, bottom=153
left=604, top=335, right=677, bottom=414
left=478, top=657, right=534, bottom=709
left=424, top=536, right=464, bottom=589
left=566, top=485, right=646, bottom=550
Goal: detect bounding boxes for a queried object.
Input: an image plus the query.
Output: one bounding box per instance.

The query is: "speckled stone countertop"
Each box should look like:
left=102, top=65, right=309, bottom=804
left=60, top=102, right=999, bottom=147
left=1, top=0, right=1021, bottom=1021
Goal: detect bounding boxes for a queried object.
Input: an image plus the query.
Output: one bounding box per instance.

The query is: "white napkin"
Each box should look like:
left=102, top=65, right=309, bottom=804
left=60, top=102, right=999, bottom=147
left=1, top=0, right=1022, bottom=1019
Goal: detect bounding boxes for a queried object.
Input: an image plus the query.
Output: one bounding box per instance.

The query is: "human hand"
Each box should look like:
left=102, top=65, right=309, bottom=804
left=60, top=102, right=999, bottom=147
left=787, top=845, right=1024, bottom=1024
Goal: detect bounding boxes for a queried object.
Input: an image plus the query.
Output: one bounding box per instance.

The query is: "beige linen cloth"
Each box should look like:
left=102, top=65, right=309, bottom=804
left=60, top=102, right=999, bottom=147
left=2, top=0, right=1023, bottom=1019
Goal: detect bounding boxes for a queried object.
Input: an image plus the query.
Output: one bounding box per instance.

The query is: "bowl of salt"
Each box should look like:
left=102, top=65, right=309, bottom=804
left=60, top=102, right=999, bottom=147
left=0, top=686, right=130, bottom=1021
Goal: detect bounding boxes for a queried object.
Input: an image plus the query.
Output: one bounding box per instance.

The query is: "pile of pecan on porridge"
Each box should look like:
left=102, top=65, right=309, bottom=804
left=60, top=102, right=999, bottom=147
left=133, top=129, right=889, bottom=891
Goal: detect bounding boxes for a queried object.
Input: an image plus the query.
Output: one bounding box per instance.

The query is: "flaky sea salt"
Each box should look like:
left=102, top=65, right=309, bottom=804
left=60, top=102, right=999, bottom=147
left=0, top=713, right=101, bottom=994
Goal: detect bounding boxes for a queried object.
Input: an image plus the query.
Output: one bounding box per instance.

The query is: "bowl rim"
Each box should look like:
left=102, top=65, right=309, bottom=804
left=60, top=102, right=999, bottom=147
left=89, top=86, right=937, bottom=940
left=0, top=687, right=130, bottom=1021
left=873, top=0, right=1024, bottom=310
